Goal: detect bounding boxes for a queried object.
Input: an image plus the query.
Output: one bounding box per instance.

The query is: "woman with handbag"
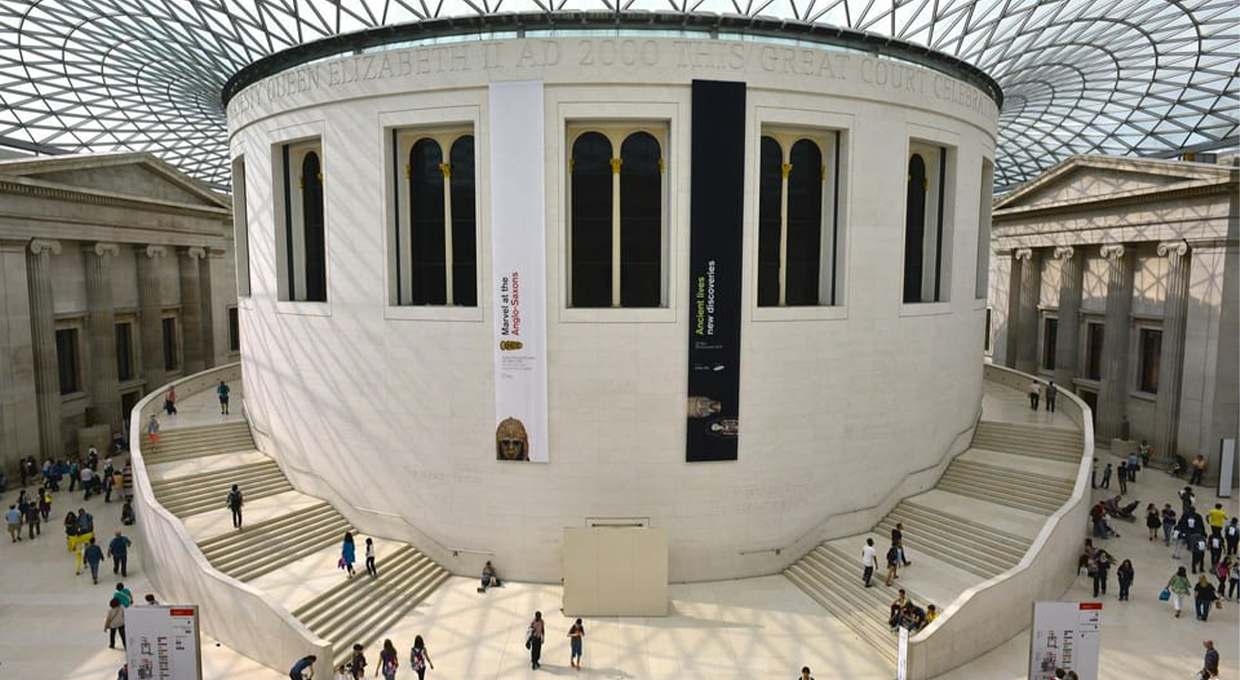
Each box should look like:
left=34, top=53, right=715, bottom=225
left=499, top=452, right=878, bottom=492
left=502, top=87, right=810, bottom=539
left=1116, top=559, right=1135, bottom=601
left=1145, top=504, right=1161, bottom=541
left=527, top=611, right=545, bottom=670
left=1193, top=575, right=1218, bottom=621
left=1166, top=566, right=1191, bottom=617
left=341, top=532, right=356, bottom=579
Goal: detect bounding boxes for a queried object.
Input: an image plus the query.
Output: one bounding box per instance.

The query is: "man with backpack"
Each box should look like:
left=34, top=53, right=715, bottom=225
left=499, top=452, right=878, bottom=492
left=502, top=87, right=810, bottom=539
left=226, top=484, right=244, bottom=529
left=884, top=541, right=902, bottom=586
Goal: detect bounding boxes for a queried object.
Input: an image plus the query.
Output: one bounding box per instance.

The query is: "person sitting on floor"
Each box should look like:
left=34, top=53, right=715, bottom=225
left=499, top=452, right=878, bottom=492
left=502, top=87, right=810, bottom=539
left=120, top=501, right=135, bottom=526
left=478, top=560, right=500, bottom=593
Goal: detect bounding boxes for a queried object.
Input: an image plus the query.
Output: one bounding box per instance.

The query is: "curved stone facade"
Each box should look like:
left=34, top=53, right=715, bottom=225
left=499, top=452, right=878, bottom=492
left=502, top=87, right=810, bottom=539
left=227, top=33, right=998, bottom=581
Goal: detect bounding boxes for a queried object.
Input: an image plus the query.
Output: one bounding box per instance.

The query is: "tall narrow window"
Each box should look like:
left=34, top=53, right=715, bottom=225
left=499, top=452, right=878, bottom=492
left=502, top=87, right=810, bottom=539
left=162, top=317, right=179, bottom=372
left=757, top=129, right=843, bottom=307
left=904, top=142, right=953, bottom=303
left=1042, top=317, right=1058, bottom=371
left=1085, top=322, right=1104, bottom=380
left=976, top=158, right=993, bottom=299
left=1139, top=328, right=1161, bottom=393
left=228, top=307, right=241, bottom=353
left=232, top=156, right=251, bottom=297
left=115, top=322, right=134, bottom=382
left=55, top=328, right=80, bottom=395
left=391, top=129, right=477, bottom=307
left=569, top=125, right=666, bottom=308
left=985, top=308, right=992, bottom=352
left=276, top=139, right=326, bottom=302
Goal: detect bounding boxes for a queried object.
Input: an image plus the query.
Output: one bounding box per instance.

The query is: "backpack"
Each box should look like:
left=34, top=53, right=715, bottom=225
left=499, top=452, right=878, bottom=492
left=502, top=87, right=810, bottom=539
left=381, top=653, right=397, bottom=675
left=886, top=547, right=900, bottom=564
left=411, top=647, right=426, bottom=671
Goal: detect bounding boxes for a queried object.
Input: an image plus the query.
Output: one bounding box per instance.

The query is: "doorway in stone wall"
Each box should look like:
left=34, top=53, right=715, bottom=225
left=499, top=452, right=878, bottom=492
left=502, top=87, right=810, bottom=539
left=1078, top=389, right=1098, bottom=429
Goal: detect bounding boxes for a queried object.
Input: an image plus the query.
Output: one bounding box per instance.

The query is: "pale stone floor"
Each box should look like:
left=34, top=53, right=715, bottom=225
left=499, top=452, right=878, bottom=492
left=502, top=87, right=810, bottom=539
left=4, top=387, right=1236, bottom=679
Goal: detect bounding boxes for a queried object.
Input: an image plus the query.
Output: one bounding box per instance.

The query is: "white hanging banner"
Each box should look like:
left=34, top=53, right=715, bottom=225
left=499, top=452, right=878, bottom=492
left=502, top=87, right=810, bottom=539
left=1028, top=601, right=1102, bottom=680
left=125, top=605, right=203, bottom=680
left=489, top=80, right=549, bottom=463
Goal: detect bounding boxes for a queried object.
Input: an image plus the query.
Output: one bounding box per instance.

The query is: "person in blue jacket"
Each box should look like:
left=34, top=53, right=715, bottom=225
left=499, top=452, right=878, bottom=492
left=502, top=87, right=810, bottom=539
left=341, top=532, right=356, bottom=578
left=84, top=537, right=105, bottom=584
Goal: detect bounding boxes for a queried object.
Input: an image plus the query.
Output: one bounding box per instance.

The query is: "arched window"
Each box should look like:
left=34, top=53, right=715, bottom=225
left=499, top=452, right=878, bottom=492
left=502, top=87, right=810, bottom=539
left=450, top=136, right=477, bottom=307
left=277, top=138, right=327, bottom=303
left=409, top=138, right=446, bottom=305
left=391, top=128, right=477, bottom=307
left=903, top=141, right=952, bottom=304
left=619, top=132, right=662, bottom=307
left=756, top=136, right=783, bottom=307
left=756, top=129, right=842, bottom=307
left=569, top=126, right=667, bottom=309
left=569, top=131, right=613, bottom=308
left=903, top=153, right=927, bottom=303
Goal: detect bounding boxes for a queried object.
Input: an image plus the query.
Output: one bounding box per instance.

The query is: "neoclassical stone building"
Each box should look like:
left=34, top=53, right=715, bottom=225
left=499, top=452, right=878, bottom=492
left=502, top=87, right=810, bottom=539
left=988, top=154, right=1238, bottom=474
left=0, top=153, right=238, bottom=470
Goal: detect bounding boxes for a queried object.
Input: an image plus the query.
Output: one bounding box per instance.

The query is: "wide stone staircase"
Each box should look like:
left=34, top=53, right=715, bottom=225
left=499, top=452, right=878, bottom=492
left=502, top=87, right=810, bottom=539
left=784, top=418, right=1082, bottom=665
left=141, top=420, right=449, bottom=668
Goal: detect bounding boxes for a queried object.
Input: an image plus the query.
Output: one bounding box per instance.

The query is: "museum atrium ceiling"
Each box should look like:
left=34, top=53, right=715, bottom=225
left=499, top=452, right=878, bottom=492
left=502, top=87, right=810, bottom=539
left=0, top=0, right=1235, bottom=191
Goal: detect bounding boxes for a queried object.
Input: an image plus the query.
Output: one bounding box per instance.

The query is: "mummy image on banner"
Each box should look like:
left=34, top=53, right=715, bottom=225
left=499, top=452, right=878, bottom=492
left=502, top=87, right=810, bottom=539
left=490, top=80, right=549, bottom=462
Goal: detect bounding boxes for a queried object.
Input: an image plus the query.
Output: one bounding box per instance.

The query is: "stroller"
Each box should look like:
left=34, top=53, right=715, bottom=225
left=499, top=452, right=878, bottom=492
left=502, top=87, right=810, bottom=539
left=1169, top=455, right=1187, bottom=478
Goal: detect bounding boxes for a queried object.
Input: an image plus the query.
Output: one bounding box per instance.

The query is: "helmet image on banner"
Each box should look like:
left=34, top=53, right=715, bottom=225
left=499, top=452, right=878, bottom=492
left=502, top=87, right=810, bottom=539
left=496, top=417, right=530, bottom=461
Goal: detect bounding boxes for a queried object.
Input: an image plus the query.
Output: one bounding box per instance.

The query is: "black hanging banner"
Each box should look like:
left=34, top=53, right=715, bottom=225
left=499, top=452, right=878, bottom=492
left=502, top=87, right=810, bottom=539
left=686, top=79, right=746, bottom=462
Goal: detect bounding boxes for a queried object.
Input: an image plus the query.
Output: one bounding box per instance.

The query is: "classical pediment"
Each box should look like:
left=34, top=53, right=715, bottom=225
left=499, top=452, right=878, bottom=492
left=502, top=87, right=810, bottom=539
left=995, top=155, right=1231, bottom=211
left=0, top=152, right=228, bottom=209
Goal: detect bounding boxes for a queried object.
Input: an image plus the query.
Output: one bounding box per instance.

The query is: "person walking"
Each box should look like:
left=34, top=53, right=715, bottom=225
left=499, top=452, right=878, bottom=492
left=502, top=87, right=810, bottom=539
left=163, top=385, right=177, bottom=416
left=217, top=380, right=231, bottom=415
left=1201, top=640, right=1220, bottom=678
left=409, top=635, right=432, bottom=680
left=1194, top=576, right=1218, bottom=621
left=81, top=466, right=96, bottom=501
left=108, top=530, right=131, bottom=576
left=348, top=644, right=366, bottom=679
left=1215, top=557, right=1231, bottom=597
left=892, top=522, right=912, bottom=567
left=1228, top=559, right=1240, bottom=602
left=289, top=655, right=317, bottom=680
left=1091, top=462, right=1098, bottom=489
left=1207, top=503, right=1227, bottom=537
left=1116, top=559, right=1134, bottom=601
left=22, top=499, right=40, bottom=539
left=1045, top=380, right=1057, bottom=412
left=113, top=583, right=133, bottom=607
left=84, top=537, right=105, bottom=584
left=1162, top=504, right=1178, bottom=546
left=1226, top=517, right=1239, bottom=557
left=1100, top=464, right=1112, bottom=489
left=1127, top=450, right=1139, bottom=482
left=884, top=541, right=901, bottom=586
left=1117, top=462, right=1128, bottom=495
left=1208, top=533, right=1224, bottom=570
left=146, top=414, right=160, bottom=447
left=38, top=487, right=51, bottom=521
left=1192, top=533, right=1208, bottom=575
left=567, top=618, right=585, bottom=670
left=227, top=484, right=244, bottom=529
left=365, top=538, right=377, bottom=578
left=104, top=598, right=126, bottom=649
left=1167, top=566, right=1191, bottom=617
left=527, top=611, right=545, bottom=670
left=340, top=532, right=356, bottom=578
left=798, top=667, right=815, bottom=680
left=1028, top=381, right=1040, bottom=410
left=376, top=639, right=398, bottom=680
left=6, top=504, right=21, bottom=542
left=1092, top=550, right=1111, bottom=598
left=861, top=537, right=878, bottom=587
left=1146, top=504, right=1161, bottom=541
left=1180, top=486, right=1196, bottom=518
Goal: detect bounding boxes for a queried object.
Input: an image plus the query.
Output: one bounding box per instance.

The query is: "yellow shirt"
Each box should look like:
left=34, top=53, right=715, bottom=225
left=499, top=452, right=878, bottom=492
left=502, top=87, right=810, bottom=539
left=1207, top=508, right=1227, bottom=528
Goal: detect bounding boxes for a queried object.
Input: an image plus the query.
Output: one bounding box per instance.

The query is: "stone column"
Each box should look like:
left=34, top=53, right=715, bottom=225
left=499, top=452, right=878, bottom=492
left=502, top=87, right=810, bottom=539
left=1003, top=251, right=1022, bottom=368
left=136, top=245, right=167, bottom=393
left=1052, top=246, right=1083, bottom=389
left=1097, top=244, right=1134, bottom=442
left=84, top=242, right=122, bottom=429
left=0, top=240, right=39, bottom=469
left=1013, top=247, right=1042, bottom=374
left=1152, top=240, right=1190, bottom=463
left=199, top=250, right=219, bottom=367
left=178, top=247, right=207, bottom=374
left=26, top=239, right=62, bottom=457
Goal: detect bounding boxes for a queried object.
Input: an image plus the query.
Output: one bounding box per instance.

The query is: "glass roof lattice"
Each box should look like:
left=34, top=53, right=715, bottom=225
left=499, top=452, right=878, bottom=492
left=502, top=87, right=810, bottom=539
left=0, top=0, right=1235, bottom=192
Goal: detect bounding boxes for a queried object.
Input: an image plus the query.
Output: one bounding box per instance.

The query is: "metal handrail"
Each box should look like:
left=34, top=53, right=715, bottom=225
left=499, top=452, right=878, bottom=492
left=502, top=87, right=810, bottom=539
left=244, top=413, right=494, bottom=558
left=737, top=402, right=983, bottom=556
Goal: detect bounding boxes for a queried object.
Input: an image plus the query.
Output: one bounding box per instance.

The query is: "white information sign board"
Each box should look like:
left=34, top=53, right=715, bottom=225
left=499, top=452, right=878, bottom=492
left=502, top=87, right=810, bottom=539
left=1028, top=601, right=1102, bottom=680
left=125, top=605, right=203, bottom=680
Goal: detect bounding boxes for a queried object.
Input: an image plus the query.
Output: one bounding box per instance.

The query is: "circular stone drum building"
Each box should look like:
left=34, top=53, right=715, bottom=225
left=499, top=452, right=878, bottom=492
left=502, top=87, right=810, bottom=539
left=224, top=13, right=1001, bottom=582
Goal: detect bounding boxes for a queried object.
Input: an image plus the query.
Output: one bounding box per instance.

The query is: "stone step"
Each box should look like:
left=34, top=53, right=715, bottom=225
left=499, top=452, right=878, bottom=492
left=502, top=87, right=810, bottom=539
left=936, top=469, right=1070, bottom=508
left=875, top=516, right=1020, bottom=578
left=948, top=459, right=1074, bottom=491
left=227, top=517, right=355, bottom=582
left=935, top=478, right=1061, bottom=514
left=201, top=503, right=339, bottom=562
left=327, top=569, right=452, bottom=670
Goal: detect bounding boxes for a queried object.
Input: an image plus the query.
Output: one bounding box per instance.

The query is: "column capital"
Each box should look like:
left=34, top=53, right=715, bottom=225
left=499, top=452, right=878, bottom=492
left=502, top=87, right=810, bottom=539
left=181, top=246, right=208, bottom=260
left=84, top=242, right=120, bottom=258
left=1156, top=240, right=1190, bottom=259
left=29, top=239, right=61, bottom=255
left=1013, top=247, right=1034, bottom=261
left=137, top=244, right=167, bottom=259
left=1100, top=243, right=1125, bottom=260
left=1052, top=246, right=1076, bottom=261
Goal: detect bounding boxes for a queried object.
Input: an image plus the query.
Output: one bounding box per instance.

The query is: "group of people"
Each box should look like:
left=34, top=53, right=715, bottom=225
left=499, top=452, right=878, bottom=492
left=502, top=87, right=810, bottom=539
left=1028, top=379, right=1059, bottom=412
left=857, top=525, right=937, bottom=634
left=885, top=589, right=938, bottom=633
left=338, top=532, right=380, bottom=579
left=525, top=611, right=587, bottom=671
left=290, top=637, right=434, bottom=680
left=16, top=445, right=129, bottom=505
